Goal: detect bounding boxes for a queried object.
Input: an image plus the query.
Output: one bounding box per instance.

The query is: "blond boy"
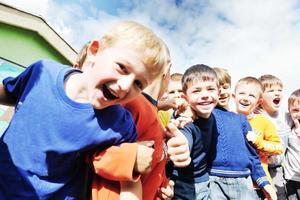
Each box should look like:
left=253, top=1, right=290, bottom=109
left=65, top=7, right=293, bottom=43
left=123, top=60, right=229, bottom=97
left=0, top=21, right=168, bottom=199
left=259, top=74, right=291, bottom=199
left=284, top=89, right=300, bottom=199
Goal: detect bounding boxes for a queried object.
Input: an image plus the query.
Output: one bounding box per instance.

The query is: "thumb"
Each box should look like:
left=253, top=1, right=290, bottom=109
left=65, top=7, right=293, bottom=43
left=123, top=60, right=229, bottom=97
left=166, top=122, right=181, bottom=138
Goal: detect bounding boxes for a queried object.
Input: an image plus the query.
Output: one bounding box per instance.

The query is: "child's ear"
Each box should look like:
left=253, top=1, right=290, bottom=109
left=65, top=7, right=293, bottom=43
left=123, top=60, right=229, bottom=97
left=88, top=40, right=100, bottom=55
left=182, top=94, right=188, bottom=101
left=86, top=40, right=100, bottom=63
left=231, top=93, right=235, bottom=99
left=257, top=98, right=264, bottom=105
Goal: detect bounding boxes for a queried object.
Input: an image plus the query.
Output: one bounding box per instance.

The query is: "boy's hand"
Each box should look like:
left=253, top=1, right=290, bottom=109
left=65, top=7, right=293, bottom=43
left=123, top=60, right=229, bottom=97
left=166, top=123, right=191, bottom=167
left=156, top=180, right=174, bottom=200
left=134, top=141, right=154, bottom=174
left=263, top=184, right=277, bottom=200
left=246, top=131, right=259, bottom=143
left=157, top=98, right=178, bottom=111
left=291, top=114, right=300, bottom=137
left=254, top=105, right=265, bottom=114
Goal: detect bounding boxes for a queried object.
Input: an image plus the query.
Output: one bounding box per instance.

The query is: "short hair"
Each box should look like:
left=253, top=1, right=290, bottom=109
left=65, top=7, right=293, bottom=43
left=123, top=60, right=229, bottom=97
left=258, top=74, right=283, bottom=92
left=100, top=21, right=169, bottom=80
left=235, top=76, right=263, bottom=97
left=182, top=64, right=218, bottom=93
left=74, top=42, right=90, bottom=69
left=288, top=89, right=300, bottom=110
left=213, top=67, right=231, bottom=86
left=170, top=73, right=183, bottom=82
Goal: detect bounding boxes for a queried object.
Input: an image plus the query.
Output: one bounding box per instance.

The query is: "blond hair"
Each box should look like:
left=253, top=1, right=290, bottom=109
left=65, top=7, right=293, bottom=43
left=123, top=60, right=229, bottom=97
left=182, top=64, right=218, bottom=93
left=288, top=89, right=300, bottom=110
left=100, top=21, right=169, bottom=80
left=235, top=76, right=263, bottom=97
left=170, top=73, right=183, bottom=82
left=213, top=67, right=231, bottom=86
left=258, top=74, right=283, bottom=92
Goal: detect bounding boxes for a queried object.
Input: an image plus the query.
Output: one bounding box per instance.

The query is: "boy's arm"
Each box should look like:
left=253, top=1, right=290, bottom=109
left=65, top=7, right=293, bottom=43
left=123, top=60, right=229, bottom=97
left=91, top=143, right=139, bottom=181
left=91, top=141, right=154, bottom=181
left=249, top=118, right=283, bottom=155
left=120, top=179, right=142, bottom=200
left=241, top=115, right=270, bottom=188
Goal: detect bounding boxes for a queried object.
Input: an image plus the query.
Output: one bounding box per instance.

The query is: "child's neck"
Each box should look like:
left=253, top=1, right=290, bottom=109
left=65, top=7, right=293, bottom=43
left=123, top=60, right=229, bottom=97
left=64, top=73, right=89, bottom=103
left=247, top=112, right=256, bottom=120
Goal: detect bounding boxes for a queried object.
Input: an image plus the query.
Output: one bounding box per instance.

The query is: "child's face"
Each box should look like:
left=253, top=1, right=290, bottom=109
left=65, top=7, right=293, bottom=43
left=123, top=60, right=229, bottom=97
left=218, top=82, right=231, bottom=108
left=289, top=101, right=300, bottom=125
left=234, top=84, right=261, bottom=115
left=86, top=45, right=151, bottom=109
left=261, top=85, right=283, bottom=114
left=167, top=80, right=183, bottom=99
left=185, top=80, right=219, bottom=118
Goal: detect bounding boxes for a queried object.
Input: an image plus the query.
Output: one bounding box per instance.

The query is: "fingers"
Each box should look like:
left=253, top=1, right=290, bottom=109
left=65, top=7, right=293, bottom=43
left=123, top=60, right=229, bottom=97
left=172, top=156, right=191, bottom=168
left=138, top=140, right=155, bottom=148
left=159, top=180, right=174, bottom=200
left=167, top=135, right=187, bottom=148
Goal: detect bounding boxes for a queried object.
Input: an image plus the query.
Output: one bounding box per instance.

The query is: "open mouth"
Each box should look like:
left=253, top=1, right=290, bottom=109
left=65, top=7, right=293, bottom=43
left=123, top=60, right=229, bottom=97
left=273, top=98, right=280, bottom=105
left=102, top=84, right=118, bottom=100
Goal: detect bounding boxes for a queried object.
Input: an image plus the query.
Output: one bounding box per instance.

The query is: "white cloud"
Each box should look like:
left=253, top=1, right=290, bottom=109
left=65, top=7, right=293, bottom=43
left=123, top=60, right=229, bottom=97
left=2, top=0, right=300, bottom=109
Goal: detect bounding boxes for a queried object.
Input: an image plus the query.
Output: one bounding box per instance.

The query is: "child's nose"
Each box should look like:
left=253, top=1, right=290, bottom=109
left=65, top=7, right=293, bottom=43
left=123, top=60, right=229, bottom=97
left=118, top=75, right=135, bottom=93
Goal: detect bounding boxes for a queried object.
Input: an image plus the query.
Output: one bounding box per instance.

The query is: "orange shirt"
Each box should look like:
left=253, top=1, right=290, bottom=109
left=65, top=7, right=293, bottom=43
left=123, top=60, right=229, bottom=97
left=91, top=94, right=168, bottom=200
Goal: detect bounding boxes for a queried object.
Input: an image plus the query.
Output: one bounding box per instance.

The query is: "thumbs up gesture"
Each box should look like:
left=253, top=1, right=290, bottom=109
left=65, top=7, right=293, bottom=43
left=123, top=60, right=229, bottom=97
left=165, top=123, right=191, bottom=167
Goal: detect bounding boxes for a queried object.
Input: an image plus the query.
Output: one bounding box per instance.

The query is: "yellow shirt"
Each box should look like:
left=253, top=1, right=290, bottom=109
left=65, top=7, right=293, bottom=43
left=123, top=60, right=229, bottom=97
left=249, top=114, right=283, bottom=182
left=157, top=110, right=171, bottom=128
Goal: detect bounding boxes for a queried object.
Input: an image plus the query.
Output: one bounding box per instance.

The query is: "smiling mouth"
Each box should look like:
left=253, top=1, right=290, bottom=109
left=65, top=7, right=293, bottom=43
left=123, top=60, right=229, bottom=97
left=103, top=84, right=118, bottom=100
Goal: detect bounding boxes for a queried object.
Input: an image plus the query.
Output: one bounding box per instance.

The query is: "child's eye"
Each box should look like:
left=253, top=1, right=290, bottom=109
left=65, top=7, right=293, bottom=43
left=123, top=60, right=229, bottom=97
left=117, top=63, right=129, bottom=74
left=249, top=94, right=255, bottom=98
left=134, top=80, right=143, bottom=90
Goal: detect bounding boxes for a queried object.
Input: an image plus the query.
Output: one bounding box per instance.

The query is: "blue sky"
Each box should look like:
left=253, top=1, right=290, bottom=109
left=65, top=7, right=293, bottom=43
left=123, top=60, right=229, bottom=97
left=2, top=0, right=300, bottom=109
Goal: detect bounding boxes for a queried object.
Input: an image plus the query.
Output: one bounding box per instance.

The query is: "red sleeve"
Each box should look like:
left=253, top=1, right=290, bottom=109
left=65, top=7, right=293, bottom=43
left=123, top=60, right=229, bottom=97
left=92, top=143, right=140, bottom=181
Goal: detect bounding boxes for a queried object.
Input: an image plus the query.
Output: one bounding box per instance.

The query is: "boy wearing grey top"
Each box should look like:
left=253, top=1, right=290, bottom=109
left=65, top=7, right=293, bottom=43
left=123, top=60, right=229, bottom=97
left=284, top=89, right=300, bottom=200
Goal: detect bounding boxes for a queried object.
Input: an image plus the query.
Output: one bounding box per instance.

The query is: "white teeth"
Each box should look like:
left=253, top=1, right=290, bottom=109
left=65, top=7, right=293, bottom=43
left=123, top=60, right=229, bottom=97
left=105, top=84, right=118, bottom=98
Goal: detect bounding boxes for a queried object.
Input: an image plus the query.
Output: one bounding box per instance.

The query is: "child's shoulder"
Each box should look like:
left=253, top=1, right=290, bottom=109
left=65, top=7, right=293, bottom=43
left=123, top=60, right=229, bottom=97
left=213, top=107, right=246, bottom=120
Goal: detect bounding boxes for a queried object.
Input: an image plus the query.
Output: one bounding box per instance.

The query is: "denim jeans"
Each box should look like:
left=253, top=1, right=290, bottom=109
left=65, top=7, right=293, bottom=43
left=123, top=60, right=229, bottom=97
left=195, top=180, right=209, bottom=200
left=173, top=179, right=209, bottom=200
left=209, top=175, right=259, bottom=200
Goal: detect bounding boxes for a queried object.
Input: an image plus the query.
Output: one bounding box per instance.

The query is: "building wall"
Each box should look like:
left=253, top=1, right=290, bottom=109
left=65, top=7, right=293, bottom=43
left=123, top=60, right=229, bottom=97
left=0, top=23, right=71, bottom=66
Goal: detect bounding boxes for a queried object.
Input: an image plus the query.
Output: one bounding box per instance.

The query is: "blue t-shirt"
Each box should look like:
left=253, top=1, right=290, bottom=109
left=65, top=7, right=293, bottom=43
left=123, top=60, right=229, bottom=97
left=0, top=60, right=137, bottom=199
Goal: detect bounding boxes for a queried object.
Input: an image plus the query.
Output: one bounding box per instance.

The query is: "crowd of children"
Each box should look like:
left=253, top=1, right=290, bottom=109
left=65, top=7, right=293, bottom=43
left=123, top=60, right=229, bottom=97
left=0, top=20, right=299, bottom=200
